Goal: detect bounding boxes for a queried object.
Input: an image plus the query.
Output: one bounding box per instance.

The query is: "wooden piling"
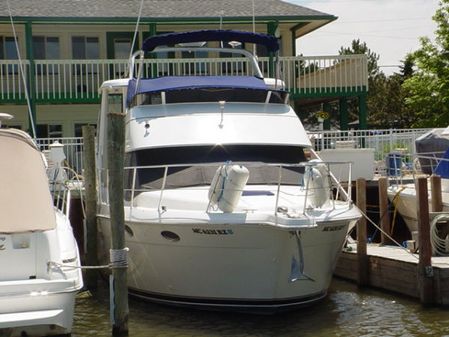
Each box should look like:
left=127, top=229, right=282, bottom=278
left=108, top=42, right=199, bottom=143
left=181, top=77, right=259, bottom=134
left=356, top=178, right=369, bottom=286
left=416, top=177, right=434, bottom=305
left=107, top=112, right=129, bottom=336
left=378, top=177, right=391, bottom=245
left=430, top=174, right=443, bottom=212
left=82, top=125, right=98, bottom=289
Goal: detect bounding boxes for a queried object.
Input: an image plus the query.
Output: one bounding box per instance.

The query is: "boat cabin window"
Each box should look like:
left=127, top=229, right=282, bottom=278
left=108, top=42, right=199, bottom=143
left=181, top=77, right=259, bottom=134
left=137, top=88, right=287, bottom=106
left=124, top=145, right=306, bottom=195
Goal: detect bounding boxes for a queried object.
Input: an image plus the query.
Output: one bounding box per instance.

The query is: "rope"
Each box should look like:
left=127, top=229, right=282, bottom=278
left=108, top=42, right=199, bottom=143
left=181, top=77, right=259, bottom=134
left=346, top=206, right=420, bottom=261
left=48, top=248, right=129, bottom=271
left=430, top=214, right=449, bottom=256
left=6, top=0, right=36, bottom=139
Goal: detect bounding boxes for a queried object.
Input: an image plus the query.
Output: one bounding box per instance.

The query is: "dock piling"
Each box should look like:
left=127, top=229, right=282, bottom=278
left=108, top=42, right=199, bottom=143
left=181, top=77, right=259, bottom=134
left=430, top=174, right=442, bottom=212
left=378, top=177, right=391, bottom=245
left=107, top=112, right=129, bottom=336
left=82, top=125, right=98, bottom=290
left=416, top=177, right=434, bottom=305
left=356, top=178, right=369, bottom=286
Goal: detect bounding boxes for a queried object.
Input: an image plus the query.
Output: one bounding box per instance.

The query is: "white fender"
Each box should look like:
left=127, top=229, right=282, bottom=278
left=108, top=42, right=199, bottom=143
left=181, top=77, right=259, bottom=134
left=208, top=164, right=249, bottom=212
left=304, top=161, right=330, bottom=208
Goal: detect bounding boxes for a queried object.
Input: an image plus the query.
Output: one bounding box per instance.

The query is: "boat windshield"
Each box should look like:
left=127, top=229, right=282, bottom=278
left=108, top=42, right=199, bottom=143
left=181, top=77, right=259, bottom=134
left=136, top=88, right=287, bottom=106
left=124, top=144, right=306, bottom=193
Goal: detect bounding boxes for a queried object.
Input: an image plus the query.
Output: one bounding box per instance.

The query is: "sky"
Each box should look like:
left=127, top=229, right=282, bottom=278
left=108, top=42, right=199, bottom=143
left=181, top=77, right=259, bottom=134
left=287, top=0, right=440, bottom=75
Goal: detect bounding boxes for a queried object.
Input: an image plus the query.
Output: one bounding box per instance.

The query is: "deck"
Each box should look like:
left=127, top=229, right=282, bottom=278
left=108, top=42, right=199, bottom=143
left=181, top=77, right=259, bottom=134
left=335, top=244, right=449, bottom=305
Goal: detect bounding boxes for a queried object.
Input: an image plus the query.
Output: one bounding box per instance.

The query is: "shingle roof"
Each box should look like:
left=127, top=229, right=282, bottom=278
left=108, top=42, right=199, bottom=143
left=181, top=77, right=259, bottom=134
left=1, top=0, right=332, bottom=20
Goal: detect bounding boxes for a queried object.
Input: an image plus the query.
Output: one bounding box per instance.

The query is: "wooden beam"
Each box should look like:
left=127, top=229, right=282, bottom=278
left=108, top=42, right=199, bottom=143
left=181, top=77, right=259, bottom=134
left=356, top=178, right=369, bottom=286
left=107, top=112, right=129, bottom=336
left=416, top=177, right=434, bottom=305
left=82, top=125, right=98, bottom=289
left=378, top=177, right=391, bottom=245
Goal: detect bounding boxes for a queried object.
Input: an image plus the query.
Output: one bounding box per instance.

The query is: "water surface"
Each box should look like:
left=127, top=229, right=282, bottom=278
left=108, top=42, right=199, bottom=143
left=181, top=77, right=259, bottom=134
left=72, top=278, right=449, bottom=337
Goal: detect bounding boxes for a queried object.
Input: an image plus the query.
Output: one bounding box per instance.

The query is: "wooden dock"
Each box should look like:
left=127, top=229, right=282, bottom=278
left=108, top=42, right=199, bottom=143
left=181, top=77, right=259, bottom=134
left=336, top=176, right=449, bottom=306
left=335, top=244, right=449, bottom=305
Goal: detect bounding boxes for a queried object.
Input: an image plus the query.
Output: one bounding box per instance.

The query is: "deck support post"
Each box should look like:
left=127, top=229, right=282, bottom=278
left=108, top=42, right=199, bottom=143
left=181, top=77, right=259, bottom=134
left=107, top=112, right=129, bottom=336
left=25, top=21, right=37, bottom=136
left=430, top=175, right=442, bottom=212
left=416, top=177, right=434, bottom=305
left=83, top=125, right=98, bottom=289
left=378, top=177, right=391, bottom=245
left=339, top=98, right=349, bottom=131
left=356, top=178, right=369, bottom=286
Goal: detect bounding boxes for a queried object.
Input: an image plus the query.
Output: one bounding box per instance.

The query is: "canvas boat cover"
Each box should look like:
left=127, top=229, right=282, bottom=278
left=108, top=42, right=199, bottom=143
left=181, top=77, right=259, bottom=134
left=126, top=75, right=270, bottom=107
left=415, top=128, right=449, bottom=175
left=0, top=129, right=56, bottom=233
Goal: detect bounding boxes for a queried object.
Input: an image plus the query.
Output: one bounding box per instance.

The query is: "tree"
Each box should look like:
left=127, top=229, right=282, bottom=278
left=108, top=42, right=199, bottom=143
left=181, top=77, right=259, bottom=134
left=339, top=39, right=380, bottom=78
left=402, top=0, right=449, bottom=127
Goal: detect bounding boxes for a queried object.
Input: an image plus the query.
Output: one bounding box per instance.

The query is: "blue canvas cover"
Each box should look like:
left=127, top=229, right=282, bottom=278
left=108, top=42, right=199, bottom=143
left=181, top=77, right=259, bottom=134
left=435, top=147, right=449, bottom=178
left=126, top=76, right=269, bottom=106
left=142, top=30, right=279, bottom=53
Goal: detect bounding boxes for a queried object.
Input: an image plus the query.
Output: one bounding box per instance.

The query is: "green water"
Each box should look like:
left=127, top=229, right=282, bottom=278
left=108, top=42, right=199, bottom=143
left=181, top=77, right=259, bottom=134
left=72, top=279, right=449, bottom=337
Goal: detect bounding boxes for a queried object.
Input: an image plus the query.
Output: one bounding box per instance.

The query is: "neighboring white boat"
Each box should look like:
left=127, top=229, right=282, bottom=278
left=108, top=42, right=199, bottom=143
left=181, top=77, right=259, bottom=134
left=96, top=30, right=361, bottom=312
left=0, top=127, right=83, bottom=336
left=387, top=128, right=449, bottom=253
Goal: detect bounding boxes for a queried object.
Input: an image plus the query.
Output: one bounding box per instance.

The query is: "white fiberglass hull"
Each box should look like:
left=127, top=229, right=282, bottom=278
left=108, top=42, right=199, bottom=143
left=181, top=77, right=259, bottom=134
left=0, top=211, right=83, bottom=336
left=388, top=184, right=449, bottom=235
left=0, top=282, right=77, bottom=337
left=98, top=204, right=360, bottom=312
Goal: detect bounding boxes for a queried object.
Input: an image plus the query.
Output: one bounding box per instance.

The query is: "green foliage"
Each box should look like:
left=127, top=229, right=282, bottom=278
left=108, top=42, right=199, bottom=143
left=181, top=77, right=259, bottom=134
left=402, top=0, right=449, bottom=127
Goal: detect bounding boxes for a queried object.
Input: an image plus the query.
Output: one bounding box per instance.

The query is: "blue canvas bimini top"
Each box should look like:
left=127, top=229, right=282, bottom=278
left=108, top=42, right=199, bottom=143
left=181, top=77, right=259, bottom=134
left=126, top=76, right=270, bottom=106
left=142, top=30, right=280, bottom=53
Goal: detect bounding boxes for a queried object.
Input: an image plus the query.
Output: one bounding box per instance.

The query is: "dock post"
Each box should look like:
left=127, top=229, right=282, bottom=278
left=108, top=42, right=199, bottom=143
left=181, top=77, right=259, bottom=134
left=356, top=178, right=369, bottom=286
left=416, top=177, right=434, bottom=305
left=107, top=112, right=129, bottom=336
left=378, top=177, right=391, bottom=245
left=430, top=175, right=442, bottom=212
left=82, top=125, right=98, bottom=289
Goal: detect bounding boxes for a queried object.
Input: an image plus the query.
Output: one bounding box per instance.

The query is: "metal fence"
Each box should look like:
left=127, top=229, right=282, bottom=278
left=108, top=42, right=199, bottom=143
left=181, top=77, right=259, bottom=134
left=36, top=128, right=431, bottom=177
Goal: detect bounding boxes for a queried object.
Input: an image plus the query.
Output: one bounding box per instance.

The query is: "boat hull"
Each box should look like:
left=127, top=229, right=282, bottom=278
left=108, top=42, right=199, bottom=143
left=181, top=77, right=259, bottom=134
left=388, top=184, right=449, bottom=236
left=0, top=280, right=77, bottom=336
left=98, top=214, right=358, bottom=312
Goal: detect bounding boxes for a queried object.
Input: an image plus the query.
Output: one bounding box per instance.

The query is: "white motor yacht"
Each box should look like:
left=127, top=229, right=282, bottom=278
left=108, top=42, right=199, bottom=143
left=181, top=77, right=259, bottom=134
left=0, top=127, right=83, bottom=336
left=96, top=30, right=361, bottom=312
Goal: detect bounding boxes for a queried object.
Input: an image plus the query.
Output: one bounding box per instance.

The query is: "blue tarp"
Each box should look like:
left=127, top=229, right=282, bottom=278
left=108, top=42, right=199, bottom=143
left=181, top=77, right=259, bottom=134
left=126, top=76, right=269, bottom=106
left=142, top=30, right=279, bottom=53
left=435, top=147, right=449, bottom=178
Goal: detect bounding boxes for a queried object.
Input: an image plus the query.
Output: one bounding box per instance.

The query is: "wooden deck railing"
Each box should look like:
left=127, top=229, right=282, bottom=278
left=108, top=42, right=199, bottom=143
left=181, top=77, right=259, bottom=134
left=0, top=54, right=368, bottom=103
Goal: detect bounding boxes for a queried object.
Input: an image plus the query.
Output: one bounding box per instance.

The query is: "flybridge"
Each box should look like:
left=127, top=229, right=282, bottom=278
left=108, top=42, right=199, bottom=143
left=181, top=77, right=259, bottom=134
left=126, top=30, right=287, bottom=107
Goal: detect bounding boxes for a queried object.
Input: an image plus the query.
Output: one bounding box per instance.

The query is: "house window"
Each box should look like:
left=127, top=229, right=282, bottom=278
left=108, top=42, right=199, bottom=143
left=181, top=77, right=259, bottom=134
left=72, top=36, right=100, bottom=75
left=37, top=124, right=63, bottom=138
left=0, top=36, right=19, bottom=74
left=33, top=36, right=60, bottom=74
left=33, top=36, right=60, bottom=59
left=72, top=36, right=99, bottom=59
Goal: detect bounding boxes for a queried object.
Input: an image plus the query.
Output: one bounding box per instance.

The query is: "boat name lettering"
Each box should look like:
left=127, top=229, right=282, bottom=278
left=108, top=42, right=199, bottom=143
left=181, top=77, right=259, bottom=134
left=192, top=228, right=234, bottom=235
left=322, top=225, right=345, bottom=232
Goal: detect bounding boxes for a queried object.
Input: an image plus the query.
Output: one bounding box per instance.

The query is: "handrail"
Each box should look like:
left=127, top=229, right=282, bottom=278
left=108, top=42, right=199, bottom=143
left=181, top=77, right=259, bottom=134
left=118, top=160, right=355, bottom=217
